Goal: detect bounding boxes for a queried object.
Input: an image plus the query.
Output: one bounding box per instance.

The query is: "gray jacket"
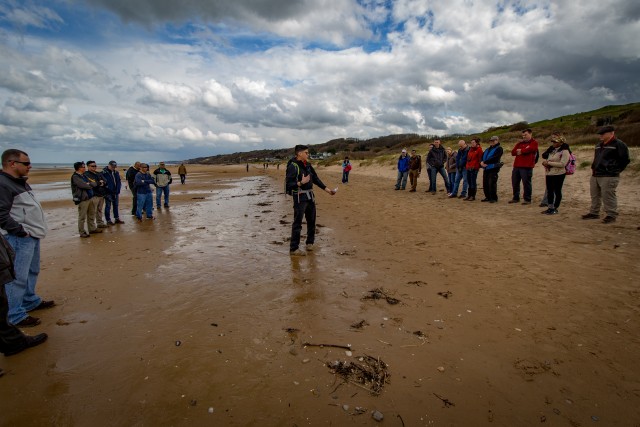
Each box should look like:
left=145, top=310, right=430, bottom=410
left=0, top=171, right=48, bottom=239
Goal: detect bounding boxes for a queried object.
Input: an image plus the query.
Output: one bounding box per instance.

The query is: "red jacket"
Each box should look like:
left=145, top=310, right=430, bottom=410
left=511, top=139, right=538, bottom=168
left=466, top=146, right=483, bottom=170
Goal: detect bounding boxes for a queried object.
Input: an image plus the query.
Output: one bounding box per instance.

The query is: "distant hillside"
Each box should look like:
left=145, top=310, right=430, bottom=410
left=187, top=102, right=640, bottom=164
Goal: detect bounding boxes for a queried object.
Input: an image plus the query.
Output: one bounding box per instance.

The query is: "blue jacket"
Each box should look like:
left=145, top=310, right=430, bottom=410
left=481, top=144, right=504, bottom=170
left=455, top=146, right=469, bottom=171
left=134, top=172, right=155, bottom=194
left=397, top=155, right=410, bottom=172
left=102, top=166, right=122, bottom=195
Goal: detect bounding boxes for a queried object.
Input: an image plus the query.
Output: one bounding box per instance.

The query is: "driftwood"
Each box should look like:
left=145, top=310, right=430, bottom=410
left=303, top=342, right=351, bottom=350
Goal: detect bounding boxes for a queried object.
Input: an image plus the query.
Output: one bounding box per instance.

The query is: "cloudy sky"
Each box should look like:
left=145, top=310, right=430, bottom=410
left=0, top=0, right=639, bottom=164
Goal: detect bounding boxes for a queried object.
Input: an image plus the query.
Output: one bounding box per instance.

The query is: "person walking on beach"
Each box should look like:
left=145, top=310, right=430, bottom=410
left=541, top=134, right=571, bottom=215
left=178, top=163, right=187, bottom=185
left=102, top=161, right=124, bottom=225
left=394, top=149, right=410, bottom=190
left=153, top=162, right=172, bottom=208
left=285, top=144, right=336, bottom=256
left=464, top=138, right=483, bottom=201
left=581, top=126, right=630, bottom=223
left=480, top=136, right=503, bottom=203
left=72, top=162, right=101, bottom=238
left=449, top=140, right=469, bottom=198
left=342, top=157, right=352, bottom=184
left=84, top=161, right=108, bottom=229
left=134, top=164, right=155, bottom=221
left=426, top=139, right=449, bottom=194
left=0, top=149, right=55, bottom=327
left=408, top=149, right=422, bottom=192
left=509, top=128, right=538, bottom=205
left=126, top=162, right=141, bottom=216
left=1, top=232, right=48, bottom=356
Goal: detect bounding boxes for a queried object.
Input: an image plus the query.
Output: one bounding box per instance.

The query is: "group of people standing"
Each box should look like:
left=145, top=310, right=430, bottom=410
left=396, top=126, right=630, bottom=222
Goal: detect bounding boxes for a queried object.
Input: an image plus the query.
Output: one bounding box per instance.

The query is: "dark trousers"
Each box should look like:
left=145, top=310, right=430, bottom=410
left=180, top=174, right=186, bottom=184
left=290, top=200, right=316, bottom=251
left=467, top=169, right=479, bottom=190
left=545, top=174, right=566, bottom=209
left=1, top=283, right=26, bottom=354
left=511, top=167, right=533, bottom=201
left=130, top=188, right=138, bottom=215
left=342, top=171, right=349, bottom=183
left=483, top=168, right=500, bottom=201
left=104, top=194, right=120, bottom=221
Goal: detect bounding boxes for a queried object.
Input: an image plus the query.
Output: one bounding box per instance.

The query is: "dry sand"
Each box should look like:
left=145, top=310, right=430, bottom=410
left=1, top=156, right=639, bottom=426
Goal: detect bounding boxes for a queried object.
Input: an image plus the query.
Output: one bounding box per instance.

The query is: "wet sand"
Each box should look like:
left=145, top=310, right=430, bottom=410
left=1, top=158, right=639, bottom=426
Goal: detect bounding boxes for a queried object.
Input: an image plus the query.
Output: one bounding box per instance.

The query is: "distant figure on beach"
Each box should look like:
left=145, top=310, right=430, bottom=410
left=449, top=140, right=469, bottom=198
left=102, top=161, right=124, bottom=225
left=126, top=162, right=141, bottom=216
left=285, top=144, right=336, bottom=256
left=178, top=163, right=187, bottom=185
left=408, top=149, right=421, bottom=192
left=84, top=160, right=107, bottom=230
left=153, top=162, right=172, bottom=209
left=72, top=161, right=101, bottom=238
left=464, top=138, right=483, bottom=201
left=246, top=163, right=249, bottom=172
left=581, top=125, right=630, bottom=224
left=480, top=136, right=503, bottom=203
left=134, top=164, right=155, bottom=221
left=540, top=134, right=570, bottom=215
left=394, top=149, right=410, bottom=190
left=0, top=232, right=48, bottom=357
left=445, top=147, right=457, bottom=193
left=509, top=128, right=538, bottom=205
left=342, top=157, right=352, bottom=184
left=427, top=140, right=449, bottom=194
left=0, top=149, right=55, bottom=328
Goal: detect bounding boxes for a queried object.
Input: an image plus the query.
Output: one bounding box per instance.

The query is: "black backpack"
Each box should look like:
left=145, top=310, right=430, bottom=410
left=284, top=158, right=300, bottom=195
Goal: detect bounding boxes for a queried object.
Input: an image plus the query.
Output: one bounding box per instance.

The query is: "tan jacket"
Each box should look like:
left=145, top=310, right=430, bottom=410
left=544, top=148, right=570, bottom=176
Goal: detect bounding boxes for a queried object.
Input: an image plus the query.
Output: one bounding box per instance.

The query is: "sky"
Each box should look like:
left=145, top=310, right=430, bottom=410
left=0, top=0, right=639, bottom=164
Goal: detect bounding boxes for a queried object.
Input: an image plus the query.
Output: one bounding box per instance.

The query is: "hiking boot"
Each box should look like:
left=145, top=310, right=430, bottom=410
left=582, top=213, right=599, bottom=220
left=289, top=249, right=306, bottom=256
left=508, top=199, right=520, bottom=204
left=15, top=316, right=41, bottom=328
left=306, top=244, right=314, bottom=251
left=602, top=216, right=616, bottom=224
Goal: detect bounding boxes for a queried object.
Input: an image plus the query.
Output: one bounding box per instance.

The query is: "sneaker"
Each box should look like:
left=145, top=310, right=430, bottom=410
left=79, top=232, right=90, bottom=238
left=544, top=209, right=558, bottom=215
left=508, top=199, right=520, bottom=204
left=15, top=316, right=41, bottom=328
left=602, top=216, right=616, bottom=224
left=306, top=244, right=314, bottom=251
left=89, top=229, right=103, bottom=234
left=289, top=249, right=306, bottom=256
left=31, top=300, right=55, bottom=311
left=3, top=333, right=48, bottom=356
left=582, top=213, right=599, bottom=220
left=114, top=219, right=125, bottom=224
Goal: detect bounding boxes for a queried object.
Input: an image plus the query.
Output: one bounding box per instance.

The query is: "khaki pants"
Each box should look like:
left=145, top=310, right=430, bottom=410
left=409, top=169, right=420, bottom=191
left=589, top=176, right=619, bottom=217
left=77, top=199, right=96, bottom=234
left=90, top=196, right=105, bottom=226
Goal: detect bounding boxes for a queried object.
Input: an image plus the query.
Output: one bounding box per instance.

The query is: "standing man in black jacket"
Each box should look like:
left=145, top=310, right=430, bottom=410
left=126, top=162, right=141, bottom=216
left=285, top=144, right=336, bottom=256
left=426, top=139, right=449, bottom=194
left=582, top=126, right=630, bottom=224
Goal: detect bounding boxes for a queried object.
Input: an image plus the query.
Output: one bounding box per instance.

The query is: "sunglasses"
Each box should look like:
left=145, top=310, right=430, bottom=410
left=12, top=160, right=31, bottom=166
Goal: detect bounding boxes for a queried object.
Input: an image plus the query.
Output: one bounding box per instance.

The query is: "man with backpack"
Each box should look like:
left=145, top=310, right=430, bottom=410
left=285, top=144, right=336, bottom=256
left=509, top=128, right=539, bottom=205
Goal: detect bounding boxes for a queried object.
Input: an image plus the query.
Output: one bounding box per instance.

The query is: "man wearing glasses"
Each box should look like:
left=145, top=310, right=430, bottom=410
left=71, top=161, right=101, bottom=238
left=84, top=161, right=108, bottom=229
left=0, top=149, right=55, bottom=328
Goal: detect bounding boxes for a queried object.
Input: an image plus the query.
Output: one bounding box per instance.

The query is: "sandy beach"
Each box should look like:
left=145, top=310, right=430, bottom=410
left=1, top=156, right=639, bottom=426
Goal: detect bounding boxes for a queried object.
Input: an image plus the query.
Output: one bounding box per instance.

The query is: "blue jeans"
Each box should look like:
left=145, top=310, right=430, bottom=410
left=448, top=172, right=457, bottom=192
left=429, top=166, right=450, bottom=192
left=450, top=169, right=468, bottom=196
left=4, top=235, right=42, bottom=325
left=136, top=192, right=154, bottom=219
left=104, top=194, right=120, bottom=222
left=395, top=171, right=408, bottom=189
left=342, top=171, right=349, bottom=183
left=156, top=186, right=170, bottom=207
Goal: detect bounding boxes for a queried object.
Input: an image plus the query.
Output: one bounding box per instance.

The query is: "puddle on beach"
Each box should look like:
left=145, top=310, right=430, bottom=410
left=3, top=175, right=377, bottom=426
